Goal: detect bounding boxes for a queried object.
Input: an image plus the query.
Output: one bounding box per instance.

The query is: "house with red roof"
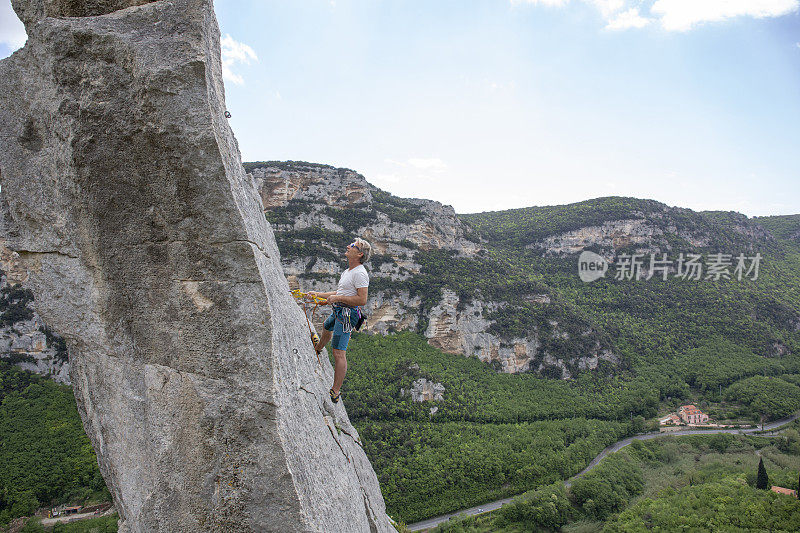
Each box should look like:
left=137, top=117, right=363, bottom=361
left=678, top=404, right=709, bottom=425
left=771, top=486, right=798, bottom=498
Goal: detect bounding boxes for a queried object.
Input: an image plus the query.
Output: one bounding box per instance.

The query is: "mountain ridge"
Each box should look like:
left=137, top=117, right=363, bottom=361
left=3, top=160, right=798, bottom=382
left=247, top=160, right=800, bottom=380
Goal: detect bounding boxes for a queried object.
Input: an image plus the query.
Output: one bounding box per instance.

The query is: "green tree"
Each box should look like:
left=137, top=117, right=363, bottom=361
left=756, top=457, right=769, bottom=490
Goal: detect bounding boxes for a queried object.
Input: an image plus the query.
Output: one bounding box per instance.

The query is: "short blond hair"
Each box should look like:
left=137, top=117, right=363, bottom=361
left=354, top=237, right=371, bottom=263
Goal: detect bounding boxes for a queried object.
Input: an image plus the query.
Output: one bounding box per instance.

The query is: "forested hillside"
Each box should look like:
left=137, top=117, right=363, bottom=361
left=343, top=332, right=638, bottom=522
left=0, top=363, right=109, bottom=527
left=254, top=162, right=800, bottom=390
left=251, top=163, right=800, bottom=523
left=434, top=429, right=800, bottom=532
left=254, top=161, right=800, bottom=415
left=460, top=198, right=800, bottom=405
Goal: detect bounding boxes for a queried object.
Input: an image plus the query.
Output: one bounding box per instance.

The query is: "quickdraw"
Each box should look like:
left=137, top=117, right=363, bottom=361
left=291, top=289, right=329, bottom=364
left=334, top=304, right=360, bottom=335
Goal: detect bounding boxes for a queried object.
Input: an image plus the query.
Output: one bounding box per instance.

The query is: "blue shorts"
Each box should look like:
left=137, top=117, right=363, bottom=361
left=323, top=306, right=360, bottom=351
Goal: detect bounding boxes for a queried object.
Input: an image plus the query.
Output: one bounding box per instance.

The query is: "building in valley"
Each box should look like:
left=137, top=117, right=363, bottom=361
left=678, top=404, right=709, bottom=425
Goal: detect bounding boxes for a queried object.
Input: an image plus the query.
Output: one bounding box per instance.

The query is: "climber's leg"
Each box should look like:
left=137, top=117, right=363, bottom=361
left=316, top=312, right=336, bottom=352
left=331, top=348, right=348, bottom=396
left=315, top=328, right=332, bottom=353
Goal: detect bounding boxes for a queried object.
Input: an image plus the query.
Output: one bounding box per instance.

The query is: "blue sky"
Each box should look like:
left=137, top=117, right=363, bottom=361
left=2, top=1, right=799, bottom=216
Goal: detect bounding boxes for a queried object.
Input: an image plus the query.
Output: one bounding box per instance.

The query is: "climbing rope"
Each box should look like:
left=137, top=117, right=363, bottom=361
left=291, top=289, right=329, bottom=364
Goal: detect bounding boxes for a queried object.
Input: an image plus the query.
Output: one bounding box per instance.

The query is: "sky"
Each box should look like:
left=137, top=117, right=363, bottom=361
left=1, top=1, right=799, bottom=217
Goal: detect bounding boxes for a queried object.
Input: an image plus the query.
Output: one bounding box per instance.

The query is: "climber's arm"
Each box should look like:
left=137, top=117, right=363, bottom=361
left=308, top=290, right=336, bottom=298
left=327, top=287, right=367, bottom=307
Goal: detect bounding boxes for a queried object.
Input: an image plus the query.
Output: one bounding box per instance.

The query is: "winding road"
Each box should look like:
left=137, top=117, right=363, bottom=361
left=407, top=412, right=800, bottom=532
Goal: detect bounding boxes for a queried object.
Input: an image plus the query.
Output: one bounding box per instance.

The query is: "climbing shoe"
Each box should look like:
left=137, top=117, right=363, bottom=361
left=330, top=388, right=341, bottom=404
left=310, top=331, right=320, bottom=350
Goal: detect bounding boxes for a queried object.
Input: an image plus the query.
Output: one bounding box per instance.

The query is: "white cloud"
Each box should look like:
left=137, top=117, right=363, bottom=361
left=0, top=1, right=27, bottom=51
left=220, top=34, right=258, bottom=85
left=513, top=0, right=637, bottom=28
left=605, top=7, right=651, bottom=30
left=651, top=0, right=800, bottom=31
left=511, top=0, right=800, bottom=32
left=488, top=80, right=517, bottom=91
left=380, top=158, right=449, bottom=186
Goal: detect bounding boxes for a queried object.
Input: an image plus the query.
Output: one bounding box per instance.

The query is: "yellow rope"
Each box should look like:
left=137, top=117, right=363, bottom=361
left=291, top=289, right=329, bottom=305
left=291, top=290, right=329, bottom=364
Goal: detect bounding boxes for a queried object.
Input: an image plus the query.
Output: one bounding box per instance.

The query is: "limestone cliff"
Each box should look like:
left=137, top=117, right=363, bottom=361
left=530, top=210, right=773, bottom=258
left=0, top=1, right=392, bottom=531
left=250, top=161, right=616, bottom=376
left=1, top=206, right=70, bottom=382
left=256, top=168, right=792, bottom=377
left=401, top=378, right=445, bottom=402
left=249, top=161, right=481, bottom=258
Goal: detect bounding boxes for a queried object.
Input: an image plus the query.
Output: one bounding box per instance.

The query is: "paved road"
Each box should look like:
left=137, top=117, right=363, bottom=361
left=407, top=412, right=800, bottom=531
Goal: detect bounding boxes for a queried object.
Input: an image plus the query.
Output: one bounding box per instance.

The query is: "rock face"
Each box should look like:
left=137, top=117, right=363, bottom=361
left=249, top=162, right=482, bottom=257
left=534, top=218, right=710, bottom=255
left=0, top=1, right=391, bottom=532
left=253, top=162, right=618, bottom=375
left=401, top=378, right=445, bottom=402
left=1, top=205, right=70, bottom=381
left=530, top=210, right=774, bottom=258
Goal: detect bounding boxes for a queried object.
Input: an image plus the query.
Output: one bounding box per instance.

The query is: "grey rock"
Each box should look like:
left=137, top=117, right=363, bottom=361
left=11, top=0, right=156, bottom=27
left=258, top=162, right=618, bottom=376
left=406, top=378, right=445, bottom=402
left=1, top=208, right=70, bottom=382
left=0, top=1, right=391, bottom=532
left=251, top=162, right=482, bottom=255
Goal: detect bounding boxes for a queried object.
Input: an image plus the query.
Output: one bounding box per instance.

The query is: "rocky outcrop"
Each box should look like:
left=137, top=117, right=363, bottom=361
left=531, top=209, right=774, bottom=257
left=0, top=1, right=391, bottom=532
left=0, top=275, right=70, bottom=382
left=401, top=378, right=445, bottom=402
left=254, top=162, right=620, bottom=376
left=249, top=162, right=482, bottom=257
left=252, top=163, right=373, bottom=210
left=422, top=289, right=614, bottom=375
left=533, top=218, right=711, bottom=256
left=365, top=290, right=420, bottom=334
left=1, top=232, right=71, bottom=382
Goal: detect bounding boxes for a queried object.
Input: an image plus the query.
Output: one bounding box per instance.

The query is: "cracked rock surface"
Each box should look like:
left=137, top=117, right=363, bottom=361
left=0, top=0, right=392, bottom=531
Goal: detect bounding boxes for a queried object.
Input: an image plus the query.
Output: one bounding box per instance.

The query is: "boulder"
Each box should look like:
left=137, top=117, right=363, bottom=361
left=0, top=1, right=391, bottom=531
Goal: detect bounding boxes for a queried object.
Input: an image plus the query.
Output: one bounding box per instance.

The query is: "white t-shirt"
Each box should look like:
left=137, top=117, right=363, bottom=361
left=336, top=264, right=369, bottom=297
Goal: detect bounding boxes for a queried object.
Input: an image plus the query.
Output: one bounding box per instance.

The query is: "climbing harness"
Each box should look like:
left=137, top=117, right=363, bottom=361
left=291, top=289, right=329, bottom=364
left=333, top=304, right=356, bottom=335
left=332, top=303, right=364, bottom=334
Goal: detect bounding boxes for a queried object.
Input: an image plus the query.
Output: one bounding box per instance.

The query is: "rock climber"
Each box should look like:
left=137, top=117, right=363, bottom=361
left=307, top=237, right=371, bottom=404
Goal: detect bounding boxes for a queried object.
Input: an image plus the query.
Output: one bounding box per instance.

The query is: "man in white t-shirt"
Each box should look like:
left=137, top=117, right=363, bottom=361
left=308, top=237, right=371, bottom=404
